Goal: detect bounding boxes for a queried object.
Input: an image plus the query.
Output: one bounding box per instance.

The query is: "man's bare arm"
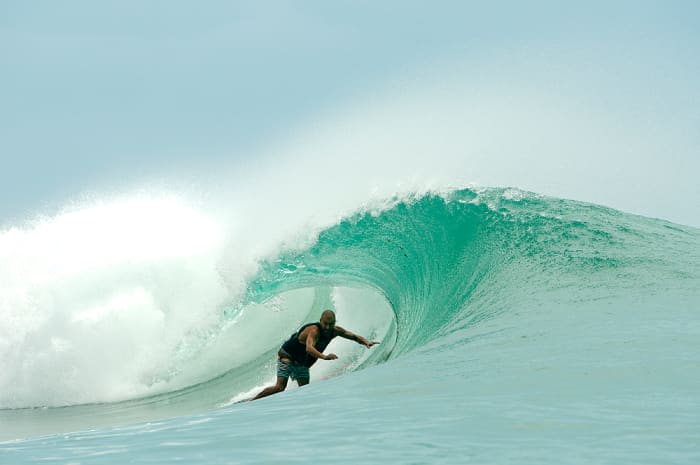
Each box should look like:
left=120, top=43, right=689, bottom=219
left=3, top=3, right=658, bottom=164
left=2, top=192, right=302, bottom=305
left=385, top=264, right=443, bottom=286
left=304, top=326, right=337, bottom=360
left=335, top=326, right=380, bottom=348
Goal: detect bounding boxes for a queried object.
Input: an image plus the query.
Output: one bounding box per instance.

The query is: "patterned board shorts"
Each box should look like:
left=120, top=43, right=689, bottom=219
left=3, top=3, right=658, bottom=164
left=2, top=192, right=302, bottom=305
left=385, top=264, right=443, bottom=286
left=277, top=357, right=310, bottom=382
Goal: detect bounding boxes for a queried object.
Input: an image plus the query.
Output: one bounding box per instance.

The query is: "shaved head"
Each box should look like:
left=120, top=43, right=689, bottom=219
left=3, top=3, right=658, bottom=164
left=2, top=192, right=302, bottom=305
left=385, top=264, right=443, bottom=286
left=319, top=310, right=336, bottom=332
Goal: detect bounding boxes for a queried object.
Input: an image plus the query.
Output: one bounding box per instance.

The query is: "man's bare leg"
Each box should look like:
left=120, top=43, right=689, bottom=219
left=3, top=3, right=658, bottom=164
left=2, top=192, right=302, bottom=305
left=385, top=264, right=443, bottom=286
left=252, top=376, right=289, bottom=401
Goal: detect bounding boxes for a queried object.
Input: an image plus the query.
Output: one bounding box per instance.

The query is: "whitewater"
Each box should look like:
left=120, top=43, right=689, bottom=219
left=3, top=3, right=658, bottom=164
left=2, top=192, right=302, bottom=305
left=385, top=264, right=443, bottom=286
left=1, top=182, right=699, bottom=464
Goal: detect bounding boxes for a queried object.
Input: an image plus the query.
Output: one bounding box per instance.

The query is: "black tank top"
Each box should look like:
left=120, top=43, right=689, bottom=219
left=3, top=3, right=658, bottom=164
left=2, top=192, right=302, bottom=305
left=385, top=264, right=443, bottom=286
left=281, top=322, right=337, bottom=367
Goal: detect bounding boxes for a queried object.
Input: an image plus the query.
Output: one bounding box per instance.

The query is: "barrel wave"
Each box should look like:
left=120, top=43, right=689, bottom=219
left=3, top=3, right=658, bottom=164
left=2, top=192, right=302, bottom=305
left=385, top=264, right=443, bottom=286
left=253, top=186, right=699, bottom=354
left=2, top=187, right=699, bottom=464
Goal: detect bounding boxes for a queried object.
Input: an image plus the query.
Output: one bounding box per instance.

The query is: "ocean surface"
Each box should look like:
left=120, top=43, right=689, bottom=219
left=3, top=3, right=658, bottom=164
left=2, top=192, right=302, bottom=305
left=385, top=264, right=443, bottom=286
left=1, top=186, right=699, bottom=464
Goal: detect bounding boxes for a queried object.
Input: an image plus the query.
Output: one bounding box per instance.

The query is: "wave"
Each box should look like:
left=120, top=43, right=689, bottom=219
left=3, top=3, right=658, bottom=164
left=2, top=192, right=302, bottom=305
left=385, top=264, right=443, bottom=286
left=1, top=186, right=698, bottom=417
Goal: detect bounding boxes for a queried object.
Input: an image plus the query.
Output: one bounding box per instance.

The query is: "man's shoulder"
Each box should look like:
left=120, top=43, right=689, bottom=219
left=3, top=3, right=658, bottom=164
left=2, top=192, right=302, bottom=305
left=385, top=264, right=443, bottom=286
left=301, top=323, right=320, bottom=335
left=334, top=325, right=347, bottom=335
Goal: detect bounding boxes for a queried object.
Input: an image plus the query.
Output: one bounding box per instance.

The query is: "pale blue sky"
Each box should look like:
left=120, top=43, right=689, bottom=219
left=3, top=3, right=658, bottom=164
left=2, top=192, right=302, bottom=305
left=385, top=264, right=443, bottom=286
left=2, top=1, right=699, bottom=226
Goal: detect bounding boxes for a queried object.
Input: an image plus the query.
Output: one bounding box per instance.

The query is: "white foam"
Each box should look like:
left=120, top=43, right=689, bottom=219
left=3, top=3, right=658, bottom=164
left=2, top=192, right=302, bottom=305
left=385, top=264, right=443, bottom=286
left=0, top=194, right=239, bottom=407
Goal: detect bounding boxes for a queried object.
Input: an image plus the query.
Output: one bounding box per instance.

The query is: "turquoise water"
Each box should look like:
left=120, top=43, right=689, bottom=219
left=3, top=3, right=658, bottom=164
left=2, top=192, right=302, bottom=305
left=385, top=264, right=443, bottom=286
left=1, top=187, right=699, bottom=464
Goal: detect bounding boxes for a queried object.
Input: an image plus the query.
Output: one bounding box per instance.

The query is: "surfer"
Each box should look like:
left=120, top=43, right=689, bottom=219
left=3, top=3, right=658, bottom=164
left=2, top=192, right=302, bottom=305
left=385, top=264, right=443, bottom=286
left=252, top=309, right=379, bottom=400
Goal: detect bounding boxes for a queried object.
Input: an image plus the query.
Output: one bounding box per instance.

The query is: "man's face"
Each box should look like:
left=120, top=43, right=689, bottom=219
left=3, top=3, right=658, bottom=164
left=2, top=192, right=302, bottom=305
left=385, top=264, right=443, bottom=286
left=320, top=315, right=336, bottom=333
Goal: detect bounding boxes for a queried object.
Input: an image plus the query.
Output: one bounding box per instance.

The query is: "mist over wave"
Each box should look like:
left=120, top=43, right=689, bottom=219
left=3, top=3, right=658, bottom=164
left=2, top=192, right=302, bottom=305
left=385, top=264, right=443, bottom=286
left=2, top=72, right=699, bottom=409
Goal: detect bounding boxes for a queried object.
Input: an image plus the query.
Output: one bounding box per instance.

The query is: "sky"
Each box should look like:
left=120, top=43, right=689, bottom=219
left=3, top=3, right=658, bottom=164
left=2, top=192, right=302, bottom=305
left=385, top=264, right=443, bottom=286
left=2, top=1, right=699, bottom=227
